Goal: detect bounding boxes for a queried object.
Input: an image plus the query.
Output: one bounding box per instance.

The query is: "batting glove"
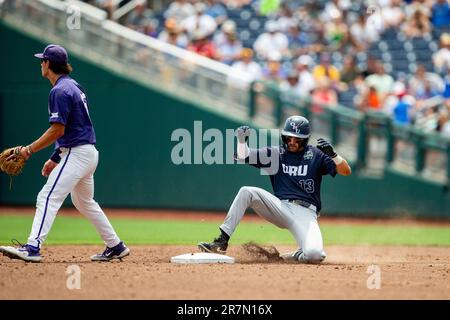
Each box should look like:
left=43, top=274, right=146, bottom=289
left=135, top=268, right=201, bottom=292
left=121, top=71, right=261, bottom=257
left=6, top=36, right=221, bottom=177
left=316, top=138, right=337, bottom=158
left=236, top=126, right=251, bottom=143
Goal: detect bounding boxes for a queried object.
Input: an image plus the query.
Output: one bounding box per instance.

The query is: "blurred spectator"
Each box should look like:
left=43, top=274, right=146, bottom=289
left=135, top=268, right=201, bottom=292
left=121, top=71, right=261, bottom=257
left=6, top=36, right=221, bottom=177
left=187, top=30, right=217, bottom=60
left=311, top=78, right=338, bottom=113
left=214, top=20, right=236, bottom=47
left=361, top=56, right=379, bottom=78
left=383, top=72, right=412, bottom=113
left=443, top=68, right=450, bottom=98
left=230, top=48, right=263, bottom=86
left=205, top=0, right=228, bottom=26
left=402, top=8, right=431, bottom=38
left=142, top=19, right=158, bottom=38
left=181, top=2, right=217, bottom=39
left=391, top=83, right=413, bottom=125
left=312, top=52, right=341, bottom=86
left=261, top=51, right=287, bottom=85
left=404, top=0, right=432, bottom=19
left=365, top=86, right=382, bottom=111
left=349, top=14, right=379, bottom=52
left=295, top=55, right=316, bottom=96
left=324, top=10, right=349, bottom=51
left=164, top=0, right=195, bottom=23
left=365, top=61, right=394, bottom=103
left=276, top=2, right=297, bottom=33
left=158, top=17, right=189, bottom=48
left=381, top=0, right=406, bottom=28
left=409, top=64, right=445, bottom=99
left=432, top=33, right=450, bottom=73
left=253, top=20, right=289, bottom=59
left=215, top=22, right=243, bottom=65
left=286, top=21, right=311, bottom=57
left=365, top=4, right=384, bottom=40
left=341, top=55, right=360, bottom=85
left=415, top=105, right=440, bottom=132
left=280, top=70, right=302, bottom=99
left=431, top=0, right=450, bottom=28
left=321, top=0, right=351, bottom=23
left=126, top=0, right=153, bottom=33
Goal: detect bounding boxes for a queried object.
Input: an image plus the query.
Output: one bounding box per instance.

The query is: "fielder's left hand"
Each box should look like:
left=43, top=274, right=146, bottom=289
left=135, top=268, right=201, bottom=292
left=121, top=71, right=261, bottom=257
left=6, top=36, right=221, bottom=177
left=42, top=159, right=58, bottom=177
left=316, top=138, right=337, bottom=158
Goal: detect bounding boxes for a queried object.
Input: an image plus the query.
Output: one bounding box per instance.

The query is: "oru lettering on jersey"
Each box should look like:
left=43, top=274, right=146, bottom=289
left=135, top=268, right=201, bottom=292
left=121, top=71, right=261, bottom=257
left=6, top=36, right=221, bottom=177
left=282, top=164, right=308, bottom=176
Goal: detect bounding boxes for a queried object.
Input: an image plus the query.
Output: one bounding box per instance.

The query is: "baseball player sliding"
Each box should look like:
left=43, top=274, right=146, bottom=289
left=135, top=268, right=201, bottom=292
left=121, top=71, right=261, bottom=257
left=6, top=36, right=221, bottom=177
left=0, top=44, right=129, bottom=262
left=198, top=116, right=351, bottom=263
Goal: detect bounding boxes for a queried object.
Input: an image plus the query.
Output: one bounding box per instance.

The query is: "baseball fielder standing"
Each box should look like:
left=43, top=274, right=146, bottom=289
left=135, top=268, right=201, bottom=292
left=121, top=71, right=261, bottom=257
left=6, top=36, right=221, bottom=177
left=0, top=44, right=129, bottom=262
left=198, top=115, right=351, bottom=263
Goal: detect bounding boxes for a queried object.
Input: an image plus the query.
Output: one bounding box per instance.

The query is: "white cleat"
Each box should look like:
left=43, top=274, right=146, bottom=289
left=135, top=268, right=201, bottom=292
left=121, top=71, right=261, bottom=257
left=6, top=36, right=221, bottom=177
left=0, top=245, right=42, bottom=263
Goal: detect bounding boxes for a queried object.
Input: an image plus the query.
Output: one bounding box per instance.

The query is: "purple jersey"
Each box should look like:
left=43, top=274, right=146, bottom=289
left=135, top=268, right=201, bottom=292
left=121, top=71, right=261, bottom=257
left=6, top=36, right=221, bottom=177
left=48, top=75, right=96, bottom=150
left=245, top=145, right=337, bottom=212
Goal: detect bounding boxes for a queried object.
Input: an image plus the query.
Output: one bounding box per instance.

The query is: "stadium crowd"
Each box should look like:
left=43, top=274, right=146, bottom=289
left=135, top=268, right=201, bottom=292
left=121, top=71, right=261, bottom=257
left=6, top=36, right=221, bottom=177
left=84, top=0, right=450, bottom=138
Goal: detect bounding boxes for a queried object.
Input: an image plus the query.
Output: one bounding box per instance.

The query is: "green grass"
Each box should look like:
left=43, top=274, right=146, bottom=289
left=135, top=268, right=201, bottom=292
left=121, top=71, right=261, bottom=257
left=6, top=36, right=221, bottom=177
left=0, top=215, right=450, bottom=246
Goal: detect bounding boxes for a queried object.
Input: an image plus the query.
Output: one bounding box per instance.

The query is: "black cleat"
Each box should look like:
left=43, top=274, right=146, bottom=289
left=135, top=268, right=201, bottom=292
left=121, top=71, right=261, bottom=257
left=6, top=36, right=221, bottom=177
left=198, top=237, right=228, bottom=254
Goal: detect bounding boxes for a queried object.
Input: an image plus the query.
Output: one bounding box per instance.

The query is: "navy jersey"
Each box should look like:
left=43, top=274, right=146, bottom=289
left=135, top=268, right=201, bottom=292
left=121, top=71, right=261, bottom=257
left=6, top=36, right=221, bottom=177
left=48, top=75, right=96, bottom=149
left=245, top=145, right=337, bottom=212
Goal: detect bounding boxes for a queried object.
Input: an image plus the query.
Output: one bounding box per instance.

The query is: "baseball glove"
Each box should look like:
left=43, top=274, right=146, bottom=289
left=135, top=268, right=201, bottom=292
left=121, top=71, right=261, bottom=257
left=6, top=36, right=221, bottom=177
left=0, top=146, right=26, bottom=176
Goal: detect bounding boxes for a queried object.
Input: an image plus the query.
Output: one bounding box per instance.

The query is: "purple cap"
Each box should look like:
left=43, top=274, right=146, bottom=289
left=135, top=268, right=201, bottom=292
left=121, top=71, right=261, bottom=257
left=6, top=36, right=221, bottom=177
left=34, top=44, right=68, bottom=65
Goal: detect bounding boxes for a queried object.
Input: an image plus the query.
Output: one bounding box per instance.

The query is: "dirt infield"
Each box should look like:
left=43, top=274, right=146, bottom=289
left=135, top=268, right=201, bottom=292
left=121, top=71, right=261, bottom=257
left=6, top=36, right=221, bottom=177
left=1, top=244, right=449, bottom=299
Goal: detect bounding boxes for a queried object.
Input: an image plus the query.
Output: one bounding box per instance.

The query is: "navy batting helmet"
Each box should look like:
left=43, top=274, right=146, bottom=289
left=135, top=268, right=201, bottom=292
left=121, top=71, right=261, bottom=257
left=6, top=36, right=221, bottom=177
left=281, top=115, right=311, bottom=147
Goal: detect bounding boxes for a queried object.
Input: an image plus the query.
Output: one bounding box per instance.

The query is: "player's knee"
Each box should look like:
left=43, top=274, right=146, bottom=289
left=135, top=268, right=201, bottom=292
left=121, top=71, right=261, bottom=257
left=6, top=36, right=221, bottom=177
left=71, top=194, right=80, bottom=208
left=301, top=248, right=326, bottom=264
left=71, top=195, right=96, bottom=211
left=36, top=189, right=50, bottom=207
left=238, top=186, right=258, bottom=204
left=238, top=186, right=253, bottom=198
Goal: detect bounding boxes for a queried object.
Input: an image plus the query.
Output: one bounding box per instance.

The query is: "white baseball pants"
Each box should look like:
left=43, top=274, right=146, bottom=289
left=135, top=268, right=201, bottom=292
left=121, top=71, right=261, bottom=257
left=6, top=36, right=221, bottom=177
left=27, top=144, right=121, bottom=249
left=220, top=186, right=326, bottom=263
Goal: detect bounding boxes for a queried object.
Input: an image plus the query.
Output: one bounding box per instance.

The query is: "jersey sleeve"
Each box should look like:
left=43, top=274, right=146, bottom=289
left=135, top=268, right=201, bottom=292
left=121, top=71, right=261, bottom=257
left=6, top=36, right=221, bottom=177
left=48, top=88, right=71, bottom=125
left=321, top=153, right=337, bottom=177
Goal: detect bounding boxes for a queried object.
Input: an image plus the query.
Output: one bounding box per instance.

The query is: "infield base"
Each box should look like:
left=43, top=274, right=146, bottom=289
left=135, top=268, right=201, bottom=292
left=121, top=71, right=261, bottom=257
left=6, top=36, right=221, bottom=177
left=170, top=252, right=235, bottom=264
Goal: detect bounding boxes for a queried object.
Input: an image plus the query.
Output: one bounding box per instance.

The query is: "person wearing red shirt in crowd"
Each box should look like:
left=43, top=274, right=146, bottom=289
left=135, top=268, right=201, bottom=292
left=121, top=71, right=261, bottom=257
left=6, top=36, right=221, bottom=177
left=187, top=30, right=217, bottom=60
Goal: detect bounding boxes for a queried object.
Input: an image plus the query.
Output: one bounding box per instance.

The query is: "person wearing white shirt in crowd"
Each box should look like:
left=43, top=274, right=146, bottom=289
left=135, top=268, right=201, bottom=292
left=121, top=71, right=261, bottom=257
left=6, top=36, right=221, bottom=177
left=229, top=48, right=262, bottom=88
left=214, top=20, right=237, bottom=48
left=295, top=55, right=316, bottom=97
left=181, top=2, right=217, bottom=39
left=253, top=20, right=289, bottom=60
left=381, top=0, right=406, bottom=28
left=164, top=0, right=195, bottom=23
left=157, top=17, right=189, bottom=49
left=433, top=33, right=450, bottom=74
left=321, top=0, right=351, bottom=23
left=215, top=23, right=243, bottom=65
left=409, top=64, right=445, bottom=99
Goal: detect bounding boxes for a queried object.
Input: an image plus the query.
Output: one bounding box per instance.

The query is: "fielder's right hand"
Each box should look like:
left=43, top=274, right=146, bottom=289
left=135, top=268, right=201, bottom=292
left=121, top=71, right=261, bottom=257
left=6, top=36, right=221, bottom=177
left=236, top=126, right=251, bottom=143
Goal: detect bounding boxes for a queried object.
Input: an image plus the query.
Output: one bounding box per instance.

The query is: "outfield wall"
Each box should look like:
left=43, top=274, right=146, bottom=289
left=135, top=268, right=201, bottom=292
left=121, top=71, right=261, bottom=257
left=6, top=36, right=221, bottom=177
left=0, top=23, right=449, bottom=218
